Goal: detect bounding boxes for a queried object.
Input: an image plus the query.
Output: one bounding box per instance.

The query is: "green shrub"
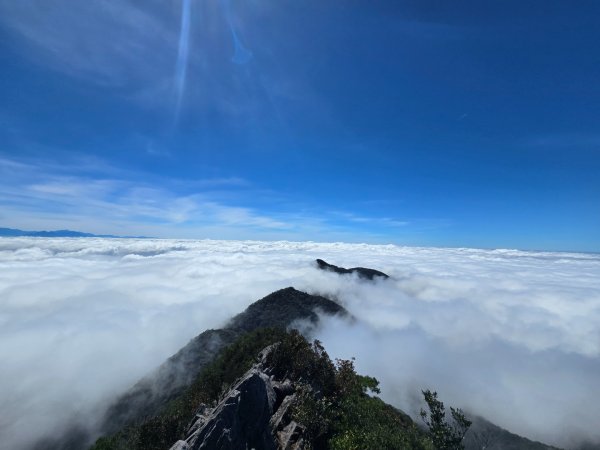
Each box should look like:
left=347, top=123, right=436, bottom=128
left=93, top=328, right=461, bottom=450
left=420, top=389, right=471, bottom=450
left=91, top=327, right=288, bottom=450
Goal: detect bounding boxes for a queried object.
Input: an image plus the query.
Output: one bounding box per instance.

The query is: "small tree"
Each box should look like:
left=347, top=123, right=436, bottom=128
left=420, top=390, right=471, bottom=450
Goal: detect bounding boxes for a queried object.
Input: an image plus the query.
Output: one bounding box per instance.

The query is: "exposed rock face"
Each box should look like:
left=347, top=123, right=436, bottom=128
left=179, top=370, right=277, bottom=450
left=169, top=347, right=305, bottom=450
left=315, top=258, right=389, bottom=280
left=101, top=287, right=347, bottom=435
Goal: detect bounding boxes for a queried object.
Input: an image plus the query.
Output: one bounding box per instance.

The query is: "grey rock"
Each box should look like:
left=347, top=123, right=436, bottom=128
left=277, top=421, right=305, bottom=450
left=170, top=350, right=310, bottom=450
left=185, top=369, right=277, bottom=450
left=270, top=393, right=296, bottom=432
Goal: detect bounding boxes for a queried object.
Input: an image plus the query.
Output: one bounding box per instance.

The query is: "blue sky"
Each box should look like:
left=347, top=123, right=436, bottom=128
left=0, top=0, right=598, bottom=251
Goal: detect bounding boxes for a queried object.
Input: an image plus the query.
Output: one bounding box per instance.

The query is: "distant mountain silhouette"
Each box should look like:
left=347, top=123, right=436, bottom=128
left=315, top=258, right=389, bottom=280
left=0, top=227, right=147, bottom=238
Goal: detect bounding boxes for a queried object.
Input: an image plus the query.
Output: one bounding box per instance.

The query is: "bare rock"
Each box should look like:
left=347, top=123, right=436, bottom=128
left=277, top=421, right=306, bottom=450
left=185, top=369, right=277, bottom=450
left=169, top=440, right=190, bottom=450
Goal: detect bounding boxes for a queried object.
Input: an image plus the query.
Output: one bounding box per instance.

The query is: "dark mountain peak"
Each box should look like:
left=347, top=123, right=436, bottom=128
left=228, top=287, right=347, bottom=333
left=315, top=258, right=389, bottom=280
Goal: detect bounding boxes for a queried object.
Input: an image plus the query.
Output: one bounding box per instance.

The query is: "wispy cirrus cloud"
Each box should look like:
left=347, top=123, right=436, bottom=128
left=0, top=155, right=285, bottom=235
left=0, top=155, right=414, bottom=241
left=0, top=0, right=238, bottom=118
left=335, top=211, right=409, bottom=227
left=0, top=0, right=326, bottom=125
left=522, top=133, right=600, bottom=149
left=0, top=1, right=177, bottom=87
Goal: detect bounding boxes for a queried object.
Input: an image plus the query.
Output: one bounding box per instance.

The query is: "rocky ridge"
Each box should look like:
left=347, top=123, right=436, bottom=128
left=101, top=287, right=348, bottom=436
left=315, top=258, right=389, bottom=280
left=168, top=345, right=305, bottom=450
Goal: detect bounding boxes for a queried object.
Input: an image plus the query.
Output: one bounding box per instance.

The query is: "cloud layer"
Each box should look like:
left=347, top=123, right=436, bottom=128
left=0, top=238, right=599, bottom=449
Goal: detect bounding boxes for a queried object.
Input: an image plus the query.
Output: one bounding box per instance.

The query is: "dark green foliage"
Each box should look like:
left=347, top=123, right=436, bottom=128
left=264, top=331, right=431, bottom=449
left=93, top=328, right=460, bottom=450
left=267, top=330, right=337, bottom=397
left=420, top=390, right=472, bottom=450
left=325, top=358, right=431, bottom=450
left=92, top=327, right=289, bottom=450
left=283, top=351, right=432, bottom=450
left=293, top=384, right=335, bottom=446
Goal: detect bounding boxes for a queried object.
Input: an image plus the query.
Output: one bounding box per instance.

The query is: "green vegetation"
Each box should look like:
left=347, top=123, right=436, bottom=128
left=92, top=327, right=289, bottom=450
left=420, top=390, right=472, bottom=450
left=93, top=328, right=469, bottom=450
left=267, top=332, right=432, bottom=449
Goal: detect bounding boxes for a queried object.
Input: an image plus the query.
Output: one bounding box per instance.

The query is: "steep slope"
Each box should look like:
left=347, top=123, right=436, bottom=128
left=464, top=415, right=560, bottom=450
left=96, top=329, right=430, bottom=450
left=100, top=287, right=348, bottom=436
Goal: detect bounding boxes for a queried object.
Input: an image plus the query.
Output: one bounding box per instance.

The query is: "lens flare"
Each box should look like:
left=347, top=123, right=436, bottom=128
left=174, top=0, right=192, bottom=117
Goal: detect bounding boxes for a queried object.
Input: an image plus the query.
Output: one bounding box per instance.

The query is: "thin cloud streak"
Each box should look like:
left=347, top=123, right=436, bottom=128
left=174, top=0, right=192, bottom=119
left=220, top=0, right=252, bottom=64
left=0, top=155, right=421, bottom=241
left=0, top=1, right=176, bottom=87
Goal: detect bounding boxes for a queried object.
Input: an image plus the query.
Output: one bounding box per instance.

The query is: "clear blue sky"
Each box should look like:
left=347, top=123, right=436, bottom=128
left=0, top=0, right=598, bottom=251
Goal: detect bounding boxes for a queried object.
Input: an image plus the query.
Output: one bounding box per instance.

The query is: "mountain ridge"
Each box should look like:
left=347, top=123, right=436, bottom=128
left=0, top=227, right=147, bottom=238
left=99, top=287, right=349, bottom=438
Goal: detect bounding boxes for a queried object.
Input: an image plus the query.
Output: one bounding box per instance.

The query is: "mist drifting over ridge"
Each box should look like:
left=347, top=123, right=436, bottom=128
left=0, top=237, right=599, bottom=449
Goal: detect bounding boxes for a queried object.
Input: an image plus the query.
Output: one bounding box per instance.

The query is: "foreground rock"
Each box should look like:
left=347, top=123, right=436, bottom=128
left=315, top=258, right=389, bottom=280
left=169, top=347, right=303, bottom=450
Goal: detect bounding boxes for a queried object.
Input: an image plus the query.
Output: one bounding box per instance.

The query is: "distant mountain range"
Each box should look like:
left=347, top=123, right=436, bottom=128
left=0, top=227, right=147, bottom=238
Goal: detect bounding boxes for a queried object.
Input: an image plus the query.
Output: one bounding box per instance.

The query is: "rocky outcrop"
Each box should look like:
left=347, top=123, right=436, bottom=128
left=169, top=347, right=306, bottom=450
left=101, top=287, right=347, bottom=435
left=173, top=370, right=277, bottom=450
left=315, top=259, right=389, bottom=280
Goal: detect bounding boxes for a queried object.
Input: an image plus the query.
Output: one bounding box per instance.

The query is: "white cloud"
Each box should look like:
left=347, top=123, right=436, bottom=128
left=0, top=156, right=295, bottom=236
left=0, top=238, right=599, bottom=449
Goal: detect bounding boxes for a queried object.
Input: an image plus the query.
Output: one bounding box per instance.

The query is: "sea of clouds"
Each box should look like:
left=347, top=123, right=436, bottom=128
left=0, top=237, right=599, bottom=449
